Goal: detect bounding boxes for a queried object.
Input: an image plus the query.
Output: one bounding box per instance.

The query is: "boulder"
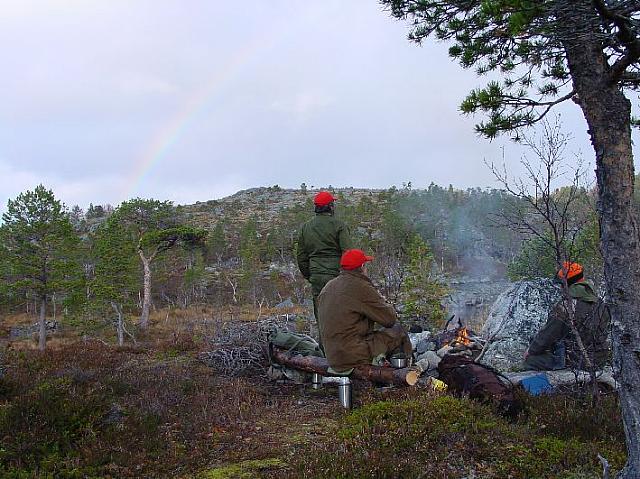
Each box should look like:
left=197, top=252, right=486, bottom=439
left=416, top=339, right=436, bottom=354
left=478, top=279, right=561, bottom=371
left=416, top=350, right=441, bottom=371
left=408, top=331, right=431, bottom=349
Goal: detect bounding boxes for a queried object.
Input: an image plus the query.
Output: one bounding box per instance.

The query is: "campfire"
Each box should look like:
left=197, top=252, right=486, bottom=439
left=450, top=326, right=472, bottom=347
left=410, top=320, right=487, bottom=378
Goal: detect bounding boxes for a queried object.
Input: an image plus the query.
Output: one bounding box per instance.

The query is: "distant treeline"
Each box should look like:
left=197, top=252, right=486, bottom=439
left=3, top=179, right=627, bottom=344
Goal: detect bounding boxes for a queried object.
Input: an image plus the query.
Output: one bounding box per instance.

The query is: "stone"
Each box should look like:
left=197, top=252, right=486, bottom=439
left=436, top=345, right=453, bottom=358
left=416, top=339, right=436, bottom=354
left=408, top=331, right=431, bottom=349
left=478, top=279, right=561, bottom=371
left=416, top=350, right=441, bottom=371
left=275, top=298, right=295, bottom=309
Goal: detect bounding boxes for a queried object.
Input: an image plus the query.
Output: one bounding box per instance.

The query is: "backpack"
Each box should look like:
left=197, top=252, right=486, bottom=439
left=267, top=328, right=324, bottom=383
left=438, top=353, right=521, bottom=418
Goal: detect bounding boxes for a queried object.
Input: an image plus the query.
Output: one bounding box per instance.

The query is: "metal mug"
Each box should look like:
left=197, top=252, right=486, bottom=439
left=311, top=372, right=322, bottom=389
left=390, top=357, right=407, bottom=369
left=338, top=377, right=352, bottom=409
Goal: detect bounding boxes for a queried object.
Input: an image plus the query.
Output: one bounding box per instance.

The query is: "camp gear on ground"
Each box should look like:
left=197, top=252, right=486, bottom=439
left=390, top=356, right=407, bottom=368
left=313, top=191, right=336, bottom=206
left=267, top=328, right=324, bottom=383
left=438, top=353, right=521, bottom=417
left=317, top=269, right=412, bottom=371
left=271, top=348, right=419, bottom=386
left=338, top=377, right=353, bottom=409
left=339, top=248, right=374, bottom=270
left=520, top=373, right=554, bottom=395
left=268, top=328, right=324, bottom=357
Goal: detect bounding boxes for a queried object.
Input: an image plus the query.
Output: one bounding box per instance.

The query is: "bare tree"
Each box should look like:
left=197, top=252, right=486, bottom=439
left=489, top=119, right=603, bottom=392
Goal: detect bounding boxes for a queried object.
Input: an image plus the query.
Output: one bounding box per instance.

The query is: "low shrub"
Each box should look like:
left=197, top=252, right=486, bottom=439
left=286, top=394, right=626, bottom=479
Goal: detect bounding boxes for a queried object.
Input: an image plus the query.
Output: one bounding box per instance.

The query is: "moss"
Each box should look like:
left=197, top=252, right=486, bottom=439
left=200, top=458, right=285, bottom=478
left=288, top=394, right=626, bottom=479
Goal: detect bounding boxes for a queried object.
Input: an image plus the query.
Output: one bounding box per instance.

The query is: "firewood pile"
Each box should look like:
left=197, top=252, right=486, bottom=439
left=410, top=324, right=487, bottom=378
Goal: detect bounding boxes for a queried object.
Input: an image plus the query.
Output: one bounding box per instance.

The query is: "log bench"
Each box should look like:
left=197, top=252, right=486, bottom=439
left=271, top=347, right=419, bottom=387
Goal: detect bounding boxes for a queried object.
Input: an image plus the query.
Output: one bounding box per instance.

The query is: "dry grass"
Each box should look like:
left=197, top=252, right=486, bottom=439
left=0, top=306, right=627, bottom=478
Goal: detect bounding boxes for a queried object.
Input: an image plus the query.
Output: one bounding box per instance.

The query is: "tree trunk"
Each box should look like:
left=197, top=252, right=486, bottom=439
left=563, top=20, right=640, bottom=477
left=112, top=302, right=124, bottom=347
left=139, top=251, right=152, bottom=329
left=38, top=296, right=46, bottom=351
left=271, top=348, right=419, bottom=386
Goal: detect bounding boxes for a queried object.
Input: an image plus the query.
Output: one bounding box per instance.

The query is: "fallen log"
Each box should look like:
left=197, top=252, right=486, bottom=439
left=271, top=348, right=419, bottom=387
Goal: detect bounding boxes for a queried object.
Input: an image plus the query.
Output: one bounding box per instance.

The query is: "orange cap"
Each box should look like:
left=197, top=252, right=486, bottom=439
left=557, top=261, right=583, bottom=281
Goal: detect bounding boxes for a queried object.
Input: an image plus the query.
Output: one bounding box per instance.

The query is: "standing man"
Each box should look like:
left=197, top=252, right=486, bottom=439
left=297, top=191, right=352, bottom=335
left=317, top=249, right=413, bottom=373
left=524, top=262, right=611, bottom=371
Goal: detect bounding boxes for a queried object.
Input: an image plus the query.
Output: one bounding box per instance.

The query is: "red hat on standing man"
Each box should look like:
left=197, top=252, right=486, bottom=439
left=314, top=191, right=336, bottom=207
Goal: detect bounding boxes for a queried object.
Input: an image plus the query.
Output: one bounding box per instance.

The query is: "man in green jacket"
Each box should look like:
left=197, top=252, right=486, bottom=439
left=296, top=191, right=352, bottom=327
left=524, top=262, right=611, bottom=371
left=317, top=249, right=413, bottom=373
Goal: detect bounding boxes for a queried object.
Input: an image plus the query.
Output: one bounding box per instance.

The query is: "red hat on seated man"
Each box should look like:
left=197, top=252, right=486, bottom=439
left=340, top=249, right=374, bottom=270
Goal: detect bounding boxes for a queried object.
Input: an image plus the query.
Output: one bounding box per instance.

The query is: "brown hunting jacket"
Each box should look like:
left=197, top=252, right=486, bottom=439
left=317, top=269, right=398, bottom=371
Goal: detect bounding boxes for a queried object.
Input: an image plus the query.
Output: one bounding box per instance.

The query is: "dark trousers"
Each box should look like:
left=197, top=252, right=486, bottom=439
left=524, top=342, right=566, bottom=371
left=309, top=274, right=337, bottom=348
left=368, top=323, right=413, bottom=359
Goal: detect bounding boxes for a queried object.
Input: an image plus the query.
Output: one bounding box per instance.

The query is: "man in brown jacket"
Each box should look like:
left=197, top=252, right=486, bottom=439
left=317, top=249, right=413, bottom=373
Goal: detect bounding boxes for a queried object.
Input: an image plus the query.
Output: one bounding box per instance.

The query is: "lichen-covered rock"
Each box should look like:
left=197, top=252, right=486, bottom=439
left=479, top=279, right=561, bottom=371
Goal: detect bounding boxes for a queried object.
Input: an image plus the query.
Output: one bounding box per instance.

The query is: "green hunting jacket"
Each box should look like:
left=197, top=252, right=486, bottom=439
left=317, top=269, right=397, bottom=371
left=528, top=281, right=611, bottom=368
left=296, top=213, right=351, bottom=280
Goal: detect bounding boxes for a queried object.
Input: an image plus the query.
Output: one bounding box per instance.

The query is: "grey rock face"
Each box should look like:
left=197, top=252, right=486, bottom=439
left=479, top=279, right=561, bottom=371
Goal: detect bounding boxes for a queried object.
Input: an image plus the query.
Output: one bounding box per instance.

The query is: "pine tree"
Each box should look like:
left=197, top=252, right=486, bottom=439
left=401, top=234, right=449, bottom=327
left=1, top=185, right=81, bottom=350
left=91, top=218, right=139, bottom=345
left=108, top=198, right=206, bottom=329
left=383, top=3, right=640, bottom=473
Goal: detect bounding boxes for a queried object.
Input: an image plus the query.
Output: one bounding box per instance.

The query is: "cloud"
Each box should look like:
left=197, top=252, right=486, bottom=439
left=0, top=0, right=636, bottom=215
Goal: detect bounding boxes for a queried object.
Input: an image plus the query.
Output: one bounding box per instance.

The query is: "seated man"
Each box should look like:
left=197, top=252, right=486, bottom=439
left=524, top=262, right=611, bottom=371
left=317, top=248, right=413, bottom=373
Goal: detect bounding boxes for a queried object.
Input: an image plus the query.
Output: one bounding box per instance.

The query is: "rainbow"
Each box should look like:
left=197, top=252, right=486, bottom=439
left=123, top=21, right=287, bottom=200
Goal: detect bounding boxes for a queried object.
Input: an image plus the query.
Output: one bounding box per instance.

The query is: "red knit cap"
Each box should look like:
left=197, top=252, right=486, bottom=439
left=314, top=191, right=336, bottom=207
left=340, top=249, right=374, bottom=270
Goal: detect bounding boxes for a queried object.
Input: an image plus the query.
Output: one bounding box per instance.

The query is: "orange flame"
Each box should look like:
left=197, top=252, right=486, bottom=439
left=452, top=327, right=472, bottom=346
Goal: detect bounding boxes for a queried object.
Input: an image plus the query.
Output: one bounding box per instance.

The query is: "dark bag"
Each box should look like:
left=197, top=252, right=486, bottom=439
left=438, top=354, right=521, bottom=417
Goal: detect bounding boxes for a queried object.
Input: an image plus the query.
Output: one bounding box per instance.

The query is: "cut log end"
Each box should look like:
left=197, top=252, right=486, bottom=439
left=405, top=369, right=419, bottom=386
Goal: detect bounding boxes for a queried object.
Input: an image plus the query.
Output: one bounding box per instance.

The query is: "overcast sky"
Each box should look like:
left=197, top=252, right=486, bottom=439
left=0, top=0, right=638, bottom=213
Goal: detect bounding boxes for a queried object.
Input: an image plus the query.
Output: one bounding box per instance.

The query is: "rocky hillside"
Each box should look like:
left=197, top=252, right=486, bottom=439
left=178, top=186, right=389, bottom=230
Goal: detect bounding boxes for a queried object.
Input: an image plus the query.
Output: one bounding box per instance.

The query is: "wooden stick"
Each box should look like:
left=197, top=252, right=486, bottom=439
left=271, top=348, right=419, bottom=387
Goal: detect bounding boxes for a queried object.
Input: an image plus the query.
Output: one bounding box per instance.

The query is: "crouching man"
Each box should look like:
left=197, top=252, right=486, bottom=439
left=524, top=262, right=611, bottom=371
left=317, top=249, right=413, bottom=374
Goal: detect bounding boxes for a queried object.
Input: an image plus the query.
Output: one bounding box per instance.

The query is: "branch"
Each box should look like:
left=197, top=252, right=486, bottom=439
left=592, top=0, right=640, bottom=81
left=621, top=71, right=640, bottom=86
